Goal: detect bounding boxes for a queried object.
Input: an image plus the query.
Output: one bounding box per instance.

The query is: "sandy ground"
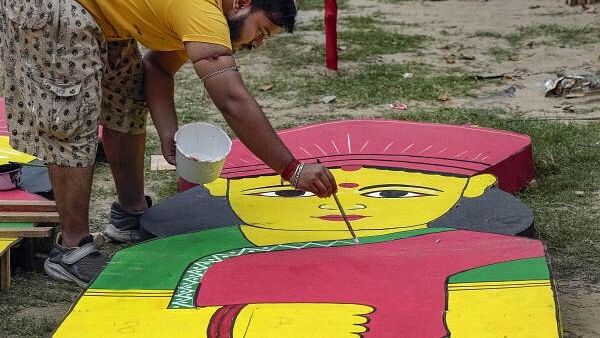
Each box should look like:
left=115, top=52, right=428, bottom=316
left=369, top=0, right=600, bottom=120
left=557, top=280, right=600, bottom=337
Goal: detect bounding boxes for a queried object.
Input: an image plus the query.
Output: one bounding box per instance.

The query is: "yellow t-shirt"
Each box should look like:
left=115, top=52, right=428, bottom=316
left=77, top=0, right=232, bottom=52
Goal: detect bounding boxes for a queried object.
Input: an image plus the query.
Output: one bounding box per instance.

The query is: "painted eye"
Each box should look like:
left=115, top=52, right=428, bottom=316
left=255, top=190, right=315, bottom=198
left=361, top=190, right=425, bottom=198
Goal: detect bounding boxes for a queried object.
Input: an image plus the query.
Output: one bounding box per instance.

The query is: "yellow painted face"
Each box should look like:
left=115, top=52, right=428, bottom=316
left=206, top=168, right=496, bottom=243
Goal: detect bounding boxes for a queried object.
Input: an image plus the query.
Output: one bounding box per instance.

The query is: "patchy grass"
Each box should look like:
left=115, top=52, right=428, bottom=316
left=486, top=46, right=516, bottom=61
left=506, top=24, right=600, bottom=47
left=339, top=29, right=427, bottom=61
left=291, top=16, right=428, bottom=64
left=289, top=63, right=479, bottom=107
left=0, top=273, right=80, bottom=337
left=472, top=31, right=503, bottom=39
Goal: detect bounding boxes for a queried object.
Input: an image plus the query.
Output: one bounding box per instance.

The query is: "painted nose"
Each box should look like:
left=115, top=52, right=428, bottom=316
left=319, top=204, right=366, bottom=210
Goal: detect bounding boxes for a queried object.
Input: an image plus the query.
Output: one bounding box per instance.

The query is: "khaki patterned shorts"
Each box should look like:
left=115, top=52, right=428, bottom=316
left=0, top=0, right=147, bottom=167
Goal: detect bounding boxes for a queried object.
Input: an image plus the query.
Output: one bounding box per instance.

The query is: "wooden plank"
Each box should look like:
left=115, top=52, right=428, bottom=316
left=150, top=155, right=175, bottom=171
left=0, top=237, right=20, bottom=256
left=0, top=238, right=18, bottom=291
left=0, top=200, right=56, bottom=212
left=0, top=227, right=53, bottom=238
left=0, top=212, right=59, bottom=223
left=1, top=248, right=10, bottom=291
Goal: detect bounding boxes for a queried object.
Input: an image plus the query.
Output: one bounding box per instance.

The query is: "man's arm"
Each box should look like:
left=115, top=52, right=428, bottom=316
left=185, top=42, right=336, bottom=197
left=143, top=50, right=187, bottom=164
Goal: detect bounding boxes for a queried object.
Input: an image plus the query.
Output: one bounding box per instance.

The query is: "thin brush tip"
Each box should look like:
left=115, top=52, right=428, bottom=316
left=353, top=237, right=360, bottom=244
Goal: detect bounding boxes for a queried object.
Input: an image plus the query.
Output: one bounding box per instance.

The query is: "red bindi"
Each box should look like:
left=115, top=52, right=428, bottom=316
left=339, top=183, right=359, bottom=188
left=340, top=165, right=362, bottom=172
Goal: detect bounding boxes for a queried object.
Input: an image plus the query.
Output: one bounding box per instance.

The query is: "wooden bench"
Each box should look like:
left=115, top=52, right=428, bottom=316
left=0, top=237, right=21, bottom=291
left=0, top=200, right=58, bottom=291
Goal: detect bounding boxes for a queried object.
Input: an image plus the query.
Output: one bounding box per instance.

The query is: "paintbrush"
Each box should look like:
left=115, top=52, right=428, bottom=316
left=332, top=192, right=360, bottom=244
left=317, top=159, right=360, bottom=244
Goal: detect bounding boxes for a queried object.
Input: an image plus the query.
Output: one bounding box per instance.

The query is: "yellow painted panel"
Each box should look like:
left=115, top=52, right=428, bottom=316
left=234, top=303, right=373, bottom=338
left=55, top=290, right=375, bottom=338
left=446, top=281, right=560, bottom=338
left=53, top=290, right=218, bottom=338
left=0, top=237, right=19, bottom=256
left=0, top=136, right=36, bottom=164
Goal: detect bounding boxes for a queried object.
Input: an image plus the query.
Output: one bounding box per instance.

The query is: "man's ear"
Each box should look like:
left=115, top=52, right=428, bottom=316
left=203, top=177, right=228, bottom=197
left=463, top=174, right=497, bottom=198
left=232, top=0, right=252, bottom=12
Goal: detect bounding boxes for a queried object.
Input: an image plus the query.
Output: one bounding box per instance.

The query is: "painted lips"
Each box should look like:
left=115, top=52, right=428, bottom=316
left=318, top=215, right=368, bottom=221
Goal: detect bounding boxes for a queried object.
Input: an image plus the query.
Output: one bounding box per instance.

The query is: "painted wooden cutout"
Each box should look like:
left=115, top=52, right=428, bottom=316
left=55, top=120, right=559, bottom=338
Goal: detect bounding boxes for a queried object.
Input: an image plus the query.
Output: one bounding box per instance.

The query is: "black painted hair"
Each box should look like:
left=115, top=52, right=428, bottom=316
left=251, top=0, right=297, bottom=33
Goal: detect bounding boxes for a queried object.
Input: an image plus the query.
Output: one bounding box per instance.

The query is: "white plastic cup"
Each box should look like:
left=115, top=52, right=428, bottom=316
left=174, top=122, right=232, bottom=184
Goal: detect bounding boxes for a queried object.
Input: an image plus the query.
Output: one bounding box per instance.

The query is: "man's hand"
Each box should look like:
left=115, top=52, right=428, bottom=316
left=296, top=163, right=338, bottom=198
left=161, top=137, right=177, bottom=165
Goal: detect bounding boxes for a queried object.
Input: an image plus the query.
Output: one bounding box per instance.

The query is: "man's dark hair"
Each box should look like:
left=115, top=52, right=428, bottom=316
left=251, top=0, right=297, bottom=33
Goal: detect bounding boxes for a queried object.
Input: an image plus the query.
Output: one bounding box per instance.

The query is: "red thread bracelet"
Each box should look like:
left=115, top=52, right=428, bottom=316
left=281, top=159, right=300, bottom=181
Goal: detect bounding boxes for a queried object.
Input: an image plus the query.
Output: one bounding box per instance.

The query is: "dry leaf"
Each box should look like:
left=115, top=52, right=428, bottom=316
left=437, top=92, right=450, bottom=102
left=444, top=54, right=456, bottom=64
left=320, top=95, right=337, bottom=104
left=258, top=84, right=273, bottom=91
left=459, top=53, right=476, bottom=61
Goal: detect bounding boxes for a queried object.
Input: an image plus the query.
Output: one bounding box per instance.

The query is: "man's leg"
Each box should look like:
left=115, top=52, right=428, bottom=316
left=102, top=128, right=147, bottom=213
left=100, top=40, right=150, bottom=242
left=49, top=165, right=94, bottom=248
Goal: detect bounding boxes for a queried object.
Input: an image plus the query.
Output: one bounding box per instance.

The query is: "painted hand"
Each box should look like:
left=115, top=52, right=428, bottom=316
left=296, top=163, right=338, bottom=198
left=234, top=303, right=373, bottom=338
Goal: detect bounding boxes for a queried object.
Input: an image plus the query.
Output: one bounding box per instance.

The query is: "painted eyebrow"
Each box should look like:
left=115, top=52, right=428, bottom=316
left=242, top=184, right=294, bottom=192
left=358, top=184, right=444, bottom=192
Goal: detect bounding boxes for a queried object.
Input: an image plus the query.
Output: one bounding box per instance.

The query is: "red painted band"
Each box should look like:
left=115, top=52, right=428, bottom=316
left=208, top=304, right=246, bottom=338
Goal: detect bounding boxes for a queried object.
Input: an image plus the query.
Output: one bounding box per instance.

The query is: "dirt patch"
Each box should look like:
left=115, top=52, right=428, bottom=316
left=557, top=280, right=600, bottom=337
left=14, top=303, right=71, bottom=323
left=343, top=0, right=600, bottom=119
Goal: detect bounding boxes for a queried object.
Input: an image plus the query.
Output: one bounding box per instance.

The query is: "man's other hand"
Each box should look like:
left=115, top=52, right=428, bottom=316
left=161, top=137, right=177, bottom=165
left=296, top=164, right=338, bottom=198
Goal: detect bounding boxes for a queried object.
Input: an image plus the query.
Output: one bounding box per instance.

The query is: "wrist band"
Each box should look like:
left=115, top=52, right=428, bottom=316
left=201, top=66, right=240, bottom=82
left=281, top=159, right=300, bottom=181
left=291, top=163, right=305, bottom=188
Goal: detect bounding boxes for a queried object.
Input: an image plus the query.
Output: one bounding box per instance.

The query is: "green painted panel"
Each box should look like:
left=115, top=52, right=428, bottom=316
left=91, top=226, right=252, bottom=290
left=92, top=226, right=452, bottom=291
left=448, top=257, right=550, bottom=284
left=0, top=222, right=36, bottom=228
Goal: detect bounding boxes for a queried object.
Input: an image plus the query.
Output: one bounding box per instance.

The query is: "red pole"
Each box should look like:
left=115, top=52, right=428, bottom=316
left=324, top=0, right=338, bottom=71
